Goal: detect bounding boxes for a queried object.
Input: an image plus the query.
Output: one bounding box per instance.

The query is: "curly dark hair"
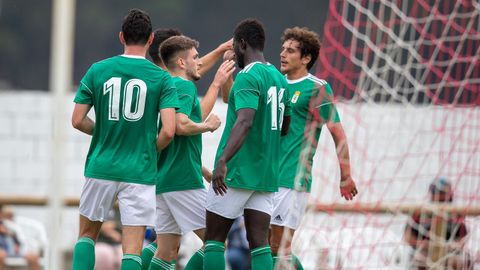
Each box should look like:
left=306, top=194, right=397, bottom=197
left=234, top=18, right=265, bottom=51
left=160, top=35, right=199, bottom=69
left=281, top=27, right=321, bottom=70
left=149, top=28, right=182, bottom=65
left=121, top=9, right=152, bottom=45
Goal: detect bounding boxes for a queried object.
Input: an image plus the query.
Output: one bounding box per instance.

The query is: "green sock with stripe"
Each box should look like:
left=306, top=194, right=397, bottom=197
left=251, top=246, right=273, bottom=270
left=120, top=254, right=142, bottom=270
left=204, top=241, right=225, bottom=270
left=140, top=242, right=157, bottom=270
left=184, top=248, right=204, bottom=270
left=148, top=257, right=172, bottom=270
left=72, top=237, right=95, bottom=270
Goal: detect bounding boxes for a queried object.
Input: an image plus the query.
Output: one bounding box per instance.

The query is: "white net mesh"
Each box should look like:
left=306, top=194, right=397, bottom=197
left=291, top=1, right=480, bottom=269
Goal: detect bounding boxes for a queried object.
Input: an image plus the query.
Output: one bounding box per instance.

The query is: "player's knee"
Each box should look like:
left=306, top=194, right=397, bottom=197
left=0, top=249, right=6, bottom=262
left=247, top=232, right=269, bottom=250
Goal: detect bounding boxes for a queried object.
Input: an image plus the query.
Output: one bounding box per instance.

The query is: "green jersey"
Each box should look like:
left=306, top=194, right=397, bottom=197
left=74, top=55, right=178, bottom=185
left=215, top=62, right=291, bottom=192
left=279, top=74, right=340, bottom=192
left=156, top=77, right=204, bottom=193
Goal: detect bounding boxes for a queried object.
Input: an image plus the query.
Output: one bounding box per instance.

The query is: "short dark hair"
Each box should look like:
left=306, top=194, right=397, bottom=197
left=234, top=18, right=265, bottom=51
left=121, top=9, right=152, bottom=45
left=281, top=27, right=321, bottom=70
left=149, top=28, right=182, bottom=65
left=160, top=35, right=199, bottom=69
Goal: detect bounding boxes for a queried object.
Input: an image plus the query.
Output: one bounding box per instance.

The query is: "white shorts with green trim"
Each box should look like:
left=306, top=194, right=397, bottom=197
left=155, top=188, right=207, bottom=234
left=270, top=187, right=309, bottom=230
left=79, top=177, right=156, bottom=226
left=206, top=185, right=274, bottom=219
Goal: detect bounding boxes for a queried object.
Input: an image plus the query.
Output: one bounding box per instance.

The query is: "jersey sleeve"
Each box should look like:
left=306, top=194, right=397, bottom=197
left=175, top=80, right=196, bottom=117
left=312, top=82, right=340, bottom=123
left=232, top=72, right=260, bottom=111
left=159, top=74, right=179, bottom=110
left=74, top=65, right=95, bottom=104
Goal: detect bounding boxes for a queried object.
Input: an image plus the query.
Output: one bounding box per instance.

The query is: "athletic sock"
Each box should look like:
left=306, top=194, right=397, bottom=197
left=204, top=241, right=225, bottom=270
left=140, top=242, right=158, bottom=270
left=148, top=257, right=172, bottom=270
left=170, top=259, right=176, bottom=269
left=120, top=254, right=142, bottom=270
left=72, top=237, right=95, bottom=270
left=251, top=246, right=273, bottom=270
left=184, top=248, right=204, bottom=270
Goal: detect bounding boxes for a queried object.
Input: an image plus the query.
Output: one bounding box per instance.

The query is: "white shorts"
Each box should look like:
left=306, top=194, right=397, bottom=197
left=270, top=187, right=309, bottom=230
left=155, top=188, right=207, bottom=235
left=206, top=185, right=274, bottom=219
left=79, top=178, right=156, bottom=227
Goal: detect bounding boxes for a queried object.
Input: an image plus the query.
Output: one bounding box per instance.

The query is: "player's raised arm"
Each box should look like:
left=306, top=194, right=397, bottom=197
left=198, top=38, right=233, bottom=76
left=71, top=103, right=94, bottom=135
left=200, top=60, right=235, bottom=120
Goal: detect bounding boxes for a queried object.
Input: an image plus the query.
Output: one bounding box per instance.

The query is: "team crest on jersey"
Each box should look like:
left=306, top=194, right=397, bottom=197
left=291, top=91, right=301, bottom=103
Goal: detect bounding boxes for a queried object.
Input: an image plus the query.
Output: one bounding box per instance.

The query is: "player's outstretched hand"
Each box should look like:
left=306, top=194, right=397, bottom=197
left=204, top=114, right=221, bottom=132
left=213, top=60, right=235, bottom=86
left=218, top=38, right=233, bottom=52
left=340, top=176, right=358, bottom=200
left=212, top=160, right=228, bottom=196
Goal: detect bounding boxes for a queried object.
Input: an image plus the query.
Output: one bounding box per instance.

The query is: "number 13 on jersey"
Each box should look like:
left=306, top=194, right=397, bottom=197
left=267, top=86, right=285, bottom=130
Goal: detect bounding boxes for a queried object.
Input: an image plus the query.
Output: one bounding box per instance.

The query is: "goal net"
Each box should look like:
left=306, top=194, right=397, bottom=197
left=291, top=0, right=480, bottom=269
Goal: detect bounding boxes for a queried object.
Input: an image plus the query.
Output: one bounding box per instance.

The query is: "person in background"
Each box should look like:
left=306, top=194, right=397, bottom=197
left=403, top=177, right=472, bottom=270
left=226, top=217, right=250, bottom=270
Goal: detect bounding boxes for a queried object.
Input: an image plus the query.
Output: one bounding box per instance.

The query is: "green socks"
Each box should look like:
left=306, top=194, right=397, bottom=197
left=121, top=254, right=142, bottom=270
left=72, top=237, right=95, bottom=270
left=184, top=248, right=205, bottom=270
left=140, top=242, right=158, bottom=270
left=148, top=257, right=173, bottom=270
left=273, top=254, right=304, bottom=270
left=251, top=246, right=273, bottom=270
left=204, top=241, right=225, bottom=270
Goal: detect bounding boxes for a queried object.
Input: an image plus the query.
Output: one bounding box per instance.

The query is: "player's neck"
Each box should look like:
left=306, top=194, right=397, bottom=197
left=286, top=68, right=309, bottom=81
left=244, top=50, right=266, bottom=66
left=170, top=69, right=189, bottom=81
left=123, top=45, right=148, bottom=58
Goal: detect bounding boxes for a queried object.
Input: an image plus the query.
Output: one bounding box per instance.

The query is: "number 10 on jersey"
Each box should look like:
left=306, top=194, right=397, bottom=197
left=104, top=77, right=147, bottom=121
left=267, top=86, right=285, bottom=130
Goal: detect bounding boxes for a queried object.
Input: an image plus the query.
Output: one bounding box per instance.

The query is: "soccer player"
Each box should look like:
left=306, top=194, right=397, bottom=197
left=270, top=27, right=358, bottom=269
left=71, top=9, right=178, bottom=270
left=148, top=28, right=234, bottom=102
left=204, top=18, right=291, bottom=270
left=144, top=35, right=235, bottom=270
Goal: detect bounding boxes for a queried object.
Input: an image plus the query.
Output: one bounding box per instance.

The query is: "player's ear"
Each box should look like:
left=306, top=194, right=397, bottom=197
left=177, top=57, right=185, bottom=69
left=146, top=32, right=154, bottom=46
left=302, top=54, right=312, bottom=67
left=119, top=32, right=125, bottom=45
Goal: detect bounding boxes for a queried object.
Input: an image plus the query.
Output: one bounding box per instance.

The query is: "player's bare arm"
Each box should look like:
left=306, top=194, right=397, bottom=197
left=198, top=38, right=233, bottom=76
left=327, top=122, right=358, bottom=200
left=220, top=50, right=235, bottom=103
left=72, top=103, right=94, bottom=135
left=212, top=108, right=256, bottom=196
left=200, top=60, right=235, bottom=120
left=202, top=166, right=213, bottom=183
left=175, top=112, right=221, bottom=136
left=157, top=108, right=176, bottom=151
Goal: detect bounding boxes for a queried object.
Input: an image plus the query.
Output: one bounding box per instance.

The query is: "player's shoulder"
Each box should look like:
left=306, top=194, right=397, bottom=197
left=173, top=77, right=196, bottom=94
left=306, top=74, right=329, bottom=87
